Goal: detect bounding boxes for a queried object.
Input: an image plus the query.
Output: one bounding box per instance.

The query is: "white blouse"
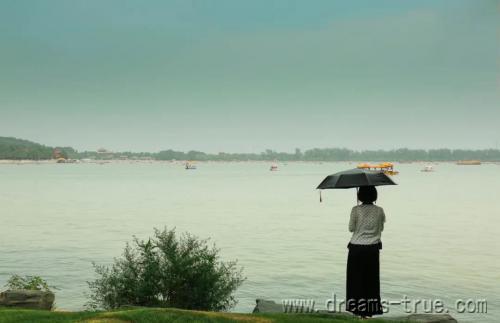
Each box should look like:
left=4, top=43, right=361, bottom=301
left=349, top=204, right=386, bottom=245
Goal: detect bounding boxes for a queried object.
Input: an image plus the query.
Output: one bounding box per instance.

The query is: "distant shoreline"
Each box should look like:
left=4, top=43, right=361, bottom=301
left=3, top=136, right=500, bottom=163
left=1, top=159, right=499, bottom=165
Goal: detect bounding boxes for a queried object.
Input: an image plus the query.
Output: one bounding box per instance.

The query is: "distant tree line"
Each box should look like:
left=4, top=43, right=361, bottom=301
left=153, top=148, right=500, bottom=162
left=0, top=137, right=54, bottom=160
left=1, top=136, right=500, bottom=161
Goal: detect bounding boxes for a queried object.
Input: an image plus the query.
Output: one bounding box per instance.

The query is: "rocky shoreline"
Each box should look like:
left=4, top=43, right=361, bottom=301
left=0, top=290, right=54, bottom=310
left=0, top=290, right=460, bottom=322
left=253, top=299, right=458, bottom=323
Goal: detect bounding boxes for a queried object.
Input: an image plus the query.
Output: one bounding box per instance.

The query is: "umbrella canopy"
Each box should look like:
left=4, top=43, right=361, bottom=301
left=317, top=168, right=397, bottom=189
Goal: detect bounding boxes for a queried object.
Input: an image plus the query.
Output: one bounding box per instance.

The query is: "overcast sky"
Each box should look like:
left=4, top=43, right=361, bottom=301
left=1, top=0, right=498, bottom=152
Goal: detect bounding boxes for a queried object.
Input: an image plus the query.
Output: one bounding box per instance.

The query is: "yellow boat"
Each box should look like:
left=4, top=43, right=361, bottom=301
left=357, top=162, right=399, bottom=175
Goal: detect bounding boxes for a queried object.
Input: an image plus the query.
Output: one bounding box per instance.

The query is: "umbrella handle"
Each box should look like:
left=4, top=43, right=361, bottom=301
left=319, top=190, right=322, bottom=203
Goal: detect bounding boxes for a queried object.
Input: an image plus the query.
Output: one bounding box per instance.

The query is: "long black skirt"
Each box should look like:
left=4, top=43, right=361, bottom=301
left=346, top=242, right=383, bottom=317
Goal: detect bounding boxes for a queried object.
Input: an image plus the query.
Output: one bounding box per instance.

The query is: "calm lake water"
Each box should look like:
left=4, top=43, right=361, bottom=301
left=0, top=162, right=498, bottom=322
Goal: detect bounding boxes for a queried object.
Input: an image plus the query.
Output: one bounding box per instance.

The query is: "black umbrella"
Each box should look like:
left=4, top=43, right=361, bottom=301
left=316, top=168, right=397, bottom=202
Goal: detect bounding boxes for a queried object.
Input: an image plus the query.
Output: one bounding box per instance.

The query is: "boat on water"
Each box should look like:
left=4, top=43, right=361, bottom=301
left=357, top=162, right=399, bottom=175
left=185, top=161, right=197, bottom=170
left=457, top=160, right=481, bottom=165
left=421, top=165, right=434, bottom=172
left=81, top=158, right=94, bottom=163
left=56, top=158, right=78, bottom=164
left=269, top=163, right=278, bottom=171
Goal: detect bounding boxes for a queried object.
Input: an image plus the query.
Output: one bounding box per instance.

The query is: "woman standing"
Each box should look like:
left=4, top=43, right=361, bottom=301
left=346, top=185, right=385, bottom=318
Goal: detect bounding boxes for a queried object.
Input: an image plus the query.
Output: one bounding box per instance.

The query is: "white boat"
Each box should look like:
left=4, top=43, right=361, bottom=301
left=269, top=163, right=278, bottom=171
left=185, top=161, right=197, bottom=170
left=421, top=165, right=434, bottom=172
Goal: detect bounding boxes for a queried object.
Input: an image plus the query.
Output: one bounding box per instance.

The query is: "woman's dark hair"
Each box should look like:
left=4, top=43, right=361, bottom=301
left=357, top=186, right=378, bottom=204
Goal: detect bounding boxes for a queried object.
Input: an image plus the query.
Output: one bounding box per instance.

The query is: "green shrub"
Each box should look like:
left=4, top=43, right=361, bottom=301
left=87, top=228, right=245, bottom=311
left=5, top=275, right=53, bottom=292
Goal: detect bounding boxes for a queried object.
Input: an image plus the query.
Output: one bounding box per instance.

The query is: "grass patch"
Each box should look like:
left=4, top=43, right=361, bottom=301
left=0, top=308, right=401, bottom=323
